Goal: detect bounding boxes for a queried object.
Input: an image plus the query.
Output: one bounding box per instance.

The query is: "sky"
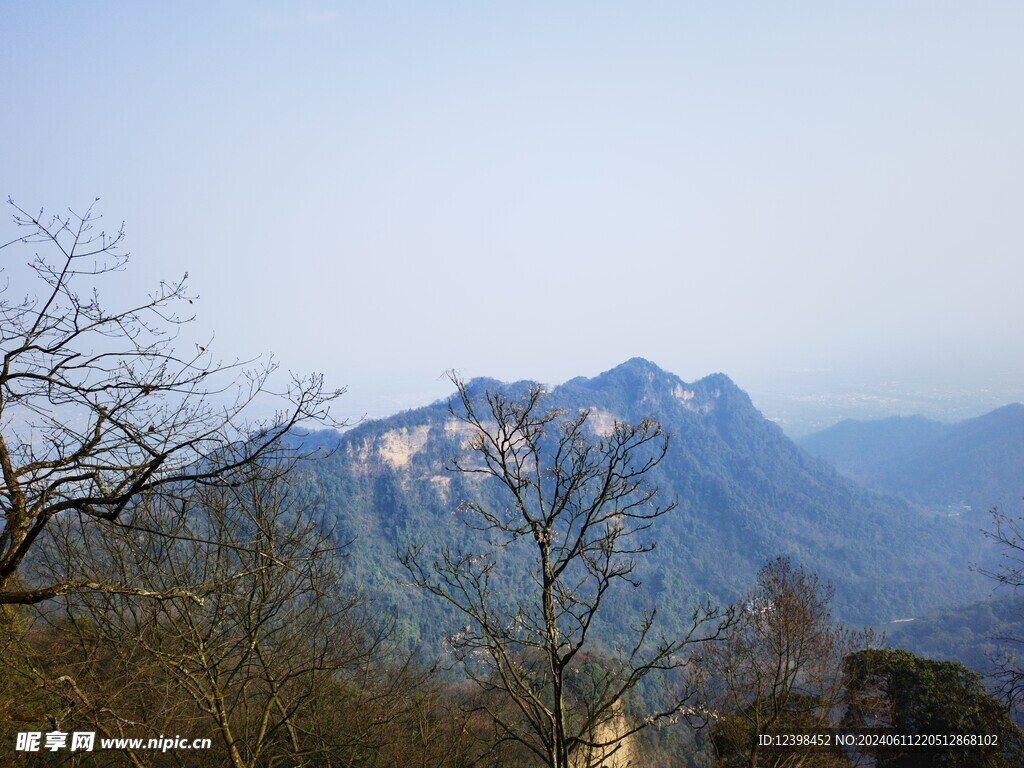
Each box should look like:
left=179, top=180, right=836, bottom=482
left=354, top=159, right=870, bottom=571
left=3, top=2, right=1023, bottom=429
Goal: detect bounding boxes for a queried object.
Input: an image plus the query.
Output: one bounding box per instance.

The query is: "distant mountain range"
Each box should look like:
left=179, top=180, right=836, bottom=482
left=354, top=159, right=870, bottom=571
left=293, top=359, right=995, bottom=647
left=797, top=405, right=1024, bottom=512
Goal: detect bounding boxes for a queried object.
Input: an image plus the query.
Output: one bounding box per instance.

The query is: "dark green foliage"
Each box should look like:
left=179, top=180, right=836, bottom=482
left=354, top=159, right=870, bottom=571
left=842, top=649, right=1024, bottom=767
left=884, top=595, right=1024, bottom=677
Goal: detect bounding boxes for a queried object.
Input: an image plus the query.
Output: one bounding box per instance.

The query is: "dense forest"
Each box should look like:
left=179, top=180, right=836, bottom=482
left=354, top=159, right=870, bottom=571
left=1, top=205, right=1023, bottom=767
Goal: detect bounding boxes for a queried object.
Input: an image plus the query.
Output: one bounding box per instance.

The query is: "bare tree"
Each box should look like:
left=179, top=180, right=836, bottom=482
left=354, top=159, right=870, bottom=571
left=696, top=557, right=872, bottom=768
left=402, top=376, right=727, bottom=768
left=978, top=505, right=1024, bottom=713
left=13, top=459, right=403, bottom=768
left=0, top=199, right=342, bottom=605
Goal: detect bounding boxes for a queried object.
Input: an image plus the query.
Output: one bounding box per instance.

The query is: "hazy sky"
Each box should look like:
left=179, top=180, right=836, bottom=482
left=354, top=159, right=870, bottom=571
left=4, top=2, right=1023, bottom=423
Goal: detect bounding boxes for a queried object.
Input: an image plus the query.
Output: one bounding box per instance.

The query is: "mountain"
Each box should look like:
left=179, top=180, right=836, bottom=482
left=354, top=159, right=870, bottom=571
left=797, top=416, right=952, bottom=477
left=298, top=359, right=991, bottom=646
left=798, top=404, right=1024, bottom=511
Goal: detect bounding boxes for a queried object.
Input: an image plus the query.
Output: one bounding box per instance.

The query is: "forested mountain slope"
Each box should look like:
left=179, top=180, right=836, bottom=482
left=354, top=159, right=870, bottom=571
left=799, top=404, right=1024, bottom=511
left=297, top=359, right=991, bottom=646
left=884, top=592, right=1024, bottom=676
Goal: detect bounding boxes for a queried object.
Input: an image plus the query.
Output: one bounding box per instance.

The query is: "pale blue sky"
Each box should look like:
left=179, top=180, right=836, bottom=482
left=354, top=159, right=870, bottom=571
left=3, top=2, right=1023, bottom=424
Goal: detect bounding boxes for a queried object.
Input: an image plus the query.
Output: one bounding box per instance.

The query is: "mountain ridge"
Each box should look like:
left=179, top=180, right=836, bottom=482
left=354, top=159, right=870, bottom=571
left=296, top=359, right=993, bottom=645
left=798, top=403, right=1024, bottom=510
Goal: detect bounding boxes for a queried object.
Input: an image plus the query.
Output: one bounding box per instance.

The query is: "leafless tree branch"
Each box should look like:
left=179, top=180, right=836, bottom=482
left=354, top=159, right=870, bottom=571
left=403, top=373, right=729, bottom=768
left=0, top=199, right=345, bottom=604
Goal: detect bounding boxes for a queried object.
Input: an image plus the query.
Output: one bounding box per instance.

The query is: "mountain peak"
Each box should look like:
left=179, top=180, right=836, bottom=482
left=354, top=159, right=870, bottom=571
left=696, top=371, right=742, bottom=393
left=980, top=402, right=1024, bottom=420
left=594, top=358, right=680, bottom=388
left=548, top=360, right=756, bottom=425
left=599, top=360, right=741, bottom=394
left=614, top=357, right=670, bottom=376
left=460, top=376, right=538, bottom=400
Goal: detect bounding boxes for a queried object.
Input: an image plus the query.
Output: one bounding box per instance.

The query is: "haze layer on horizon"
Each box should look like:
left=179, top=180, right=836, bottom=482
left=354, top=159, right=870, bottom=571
left=3, top=2, right=1022, bottom=430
